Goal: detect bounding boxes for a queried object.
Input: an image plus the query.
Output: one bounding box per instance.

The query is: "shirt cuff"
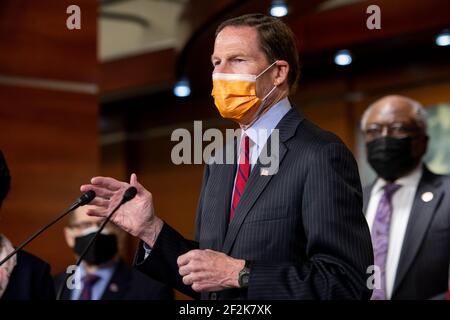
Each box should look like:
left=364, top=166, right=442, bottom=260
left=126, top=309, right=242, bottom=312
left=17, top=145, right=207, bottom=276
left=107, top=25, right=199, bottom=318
left=143, top=242, right=152, bottom=260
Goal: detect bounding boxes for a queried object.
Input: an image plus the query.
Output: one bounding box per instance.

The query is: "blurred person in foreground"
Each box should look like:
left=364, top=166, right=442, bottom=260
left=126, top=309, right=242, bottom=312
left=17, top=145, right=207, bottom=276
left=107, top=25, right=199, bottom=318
left=0, top=151, right=55, bottom=300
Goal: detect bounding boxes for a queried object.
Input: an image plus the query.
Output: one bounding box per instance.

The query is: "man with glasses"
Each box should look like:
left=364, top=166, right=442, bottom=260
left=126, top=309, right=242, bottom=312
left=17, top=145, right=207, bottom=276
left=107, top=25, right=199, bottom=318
left=361, top=95, right=450, bottom=300
left=54, top=205, right=173, bottom=300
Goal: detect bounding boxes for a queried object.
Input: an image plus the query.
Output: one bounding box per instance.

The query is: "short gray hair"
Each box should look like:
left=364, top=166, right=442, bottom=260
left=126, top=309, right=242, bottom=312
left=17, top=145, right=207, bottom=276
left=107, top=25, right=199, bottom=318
left=360, top=96, right=428, bottom=132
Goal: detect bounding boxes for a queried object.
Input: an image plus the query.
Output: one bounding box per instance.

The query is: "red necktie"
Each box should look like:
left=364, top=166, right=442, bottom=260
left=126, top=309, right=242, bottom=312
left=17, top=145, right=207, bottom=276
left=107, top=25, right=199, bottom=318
left=230, top=134, right=250, bottom=221
left=79, top=274, right=100, bottom=300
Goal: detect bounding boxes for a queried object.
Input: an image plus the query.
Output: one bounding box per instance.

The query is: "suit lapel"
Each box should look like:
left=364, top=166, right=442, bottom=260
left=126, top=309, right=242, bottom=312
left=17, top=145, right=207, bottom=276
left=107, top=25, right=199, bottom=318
left=199, top=138, right=237, bottom=251
left=210, top=148, right=237, bottom=251
left=221, top=108, right=302, bottom=254
left=392, top=167, right=443, bottom=296
left=101, top=260, right=129, bottom=300
left=363, top=183, right=375, bottom=215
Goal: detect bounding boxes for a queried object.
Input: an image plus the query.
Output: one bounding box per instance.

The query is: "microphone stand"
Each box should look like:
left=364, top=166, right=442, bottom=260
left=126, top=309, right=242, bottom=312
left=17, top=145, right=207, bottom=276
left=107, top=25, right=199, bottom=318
left=56, top=187, right=137, bottom=300
left=0, top=191, right=96, bottom=267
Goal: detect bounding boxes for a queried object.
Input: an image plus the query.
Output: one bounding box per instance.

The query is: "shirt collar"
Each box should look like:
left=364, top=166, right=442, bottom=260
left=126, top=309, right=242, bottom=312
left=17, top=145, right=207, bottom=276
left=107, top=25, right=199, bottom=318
left=372, top=164, right=423, bottom=195
left=79, top=261, right=117, bottom=280
left=243, top=97, right=291, bottom=148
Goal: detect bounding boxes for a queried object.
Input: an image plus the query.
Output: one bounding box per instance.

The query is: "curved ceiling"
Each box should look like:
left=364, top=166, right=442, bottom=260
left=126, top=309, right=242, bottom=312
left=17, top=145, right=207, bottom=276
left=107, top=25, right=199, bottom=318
left=99, top=0, right=188, bottom=62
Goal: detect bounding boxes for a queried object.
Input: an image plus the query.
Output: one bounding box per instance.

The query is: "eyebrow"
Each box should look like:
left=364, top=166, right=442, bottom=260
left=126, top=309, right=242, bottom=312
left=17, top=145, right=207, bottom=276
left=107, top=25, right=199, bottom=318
left=211, top=53, right=250, bottom=64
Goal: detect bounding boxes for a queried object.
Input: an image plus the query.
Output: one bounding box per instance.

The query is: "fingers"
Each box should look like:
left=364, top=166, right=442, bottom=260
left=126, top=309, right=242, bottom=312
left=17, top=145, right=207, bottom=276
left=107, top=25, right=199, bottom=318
left=84, top=205, right=109, bottom=218
left=90, top=176, right=123, bottom=191
left=181, top=271, right=205, bottom=286
left=177, top=249, right=200, bottom=267
left=182, top=273, right=195, bottom=286
left=130, top=173, right=138, bottom=186
left=178, top=261, right=201, bottom=277
left=80, top=185, right=115, bottom=199
left=178, top=250, right=206, bottom=277
left=88, top=197, right=109, bottom=207
left=130, top=173, right=146, bottom=194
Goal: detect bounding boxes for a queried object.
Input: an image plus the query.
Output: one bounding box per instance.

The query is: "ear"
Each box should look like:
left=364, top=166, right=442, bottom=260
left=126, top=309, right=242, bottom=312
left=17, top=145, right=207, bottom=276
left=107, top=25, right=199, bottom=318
left=64, top=227, right=75, bottom=248
left=273, top=60, right=289, bottom=87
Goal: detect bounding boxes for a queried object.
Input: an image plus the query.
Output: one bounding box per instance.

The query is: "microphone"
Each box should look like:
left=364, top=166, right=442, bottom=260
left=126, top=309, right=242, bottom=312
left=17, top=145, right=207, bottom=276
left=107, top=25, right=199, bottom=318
left=56, top=186, right=137, bottom=300
left=0, top=190, right=96, bottom=267
left=123, top=185, right=137, bottom=202
left=68, top=190, right=97, bottom=211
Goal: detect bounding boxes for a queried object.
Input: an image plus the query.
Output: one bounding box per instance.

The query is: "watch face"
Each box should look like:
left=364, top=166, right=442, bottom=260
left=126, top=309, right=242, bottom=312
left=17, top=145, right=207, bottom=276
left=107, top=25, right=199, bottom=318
left=239, top=268, right=250, bottom=287
left=242, top=274, right=250, bottom=286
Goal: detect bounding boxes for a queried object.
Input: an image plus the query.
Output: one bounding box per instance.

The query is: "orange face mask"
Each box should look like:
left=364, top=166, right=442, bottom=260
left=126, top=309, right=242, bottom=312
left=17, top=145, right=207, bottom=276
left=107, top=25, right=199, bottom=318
left=211, top=61, right=277, bottom=123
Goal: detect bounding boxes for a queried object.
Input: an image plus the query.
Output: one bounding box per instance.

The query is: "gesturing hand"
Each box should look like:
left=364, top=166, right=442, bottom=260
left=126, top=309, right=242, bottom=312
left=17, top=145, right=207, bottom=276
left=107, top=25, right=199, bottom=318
left=80, top=173, right=163, bottom=246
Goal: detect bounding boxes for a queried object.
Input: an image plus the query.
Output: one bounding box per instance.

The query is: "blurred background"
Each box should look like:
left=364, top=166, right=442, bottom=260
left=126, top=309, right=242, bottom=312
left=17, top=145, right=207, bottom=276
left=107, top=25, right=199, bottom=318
left=0, top=0, right=449, bottom=299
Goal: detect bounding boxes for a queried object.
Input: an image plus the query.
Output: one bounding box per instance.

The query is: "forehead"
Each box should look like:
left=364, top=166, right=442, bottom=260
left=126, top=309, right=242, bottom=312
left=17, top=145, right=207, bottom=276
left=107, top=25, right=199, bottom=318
left=366, top=100, right=417, bottom=125
left=213, top=26, right=264, bottom=58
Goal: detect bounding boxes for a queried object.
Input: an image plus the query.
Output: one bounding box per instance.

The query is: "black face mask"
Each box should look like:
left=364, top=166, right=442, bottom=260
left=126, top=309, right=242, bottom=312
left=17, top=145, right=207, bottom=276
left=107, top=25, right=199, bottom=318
left=367, top=136, right=418, bottom=181
left=74, top=232, right=118, bottom=265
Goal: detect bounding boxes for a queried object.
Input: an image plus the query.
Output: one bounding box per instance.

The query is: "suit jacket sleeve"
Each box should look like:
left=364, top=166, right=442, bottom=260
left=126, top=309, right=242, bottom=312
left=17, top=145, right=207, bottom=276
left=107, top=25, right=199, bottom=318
left=134, top=165, right=211, bottom=299
left=247, top=142, right=374, bottom=299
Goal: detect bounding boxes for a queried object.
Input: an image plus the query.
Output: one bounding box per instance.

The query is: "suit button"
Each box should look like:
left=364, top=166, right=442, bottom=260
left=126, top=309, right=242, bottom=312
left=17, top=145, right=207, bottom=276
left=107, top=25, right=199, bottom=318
left=210, top=292, right=217, bottom=300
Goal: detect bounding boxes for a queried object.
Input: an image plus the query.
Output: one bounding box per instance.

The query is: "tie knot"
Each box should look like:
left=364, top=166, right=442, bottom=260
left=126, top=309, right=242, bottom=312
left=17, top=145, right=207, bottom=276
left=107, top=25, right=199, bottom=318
left=383, top=183, right=401, bottom=198
left=82, top=274, right=100, bottom=287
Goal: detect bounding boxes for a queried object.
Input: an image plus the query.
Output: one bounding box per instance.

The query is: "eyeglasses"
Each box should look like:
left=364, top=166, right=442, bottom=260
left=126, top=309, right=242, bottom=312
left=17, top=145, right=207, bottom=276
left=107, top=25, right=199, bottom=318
left=363, top=122, right=421, bottom=140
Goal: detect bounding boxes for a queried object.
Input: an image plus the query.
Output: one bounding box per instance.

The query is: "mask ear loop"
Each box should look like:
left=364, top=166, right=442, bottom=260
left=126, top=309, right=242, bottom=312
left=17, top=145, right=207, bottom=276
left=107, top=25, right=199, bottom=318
left=262, top=85, right=277, bottom=101
left=242, top=60, right=279, bottom=129
left=242, top=83, right=278, bottom=130
left=255, top=60, right=278, bottom=79
left=256, top=60, right=278, bottom=101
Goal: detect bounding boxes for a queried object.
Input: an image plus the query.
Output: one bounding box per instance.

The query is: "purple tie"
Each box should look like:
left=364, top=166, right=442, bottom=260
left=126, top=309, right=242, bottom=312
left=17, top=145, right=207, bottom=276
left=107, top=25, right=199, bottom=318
left=371, top=183, right=401, bottom=300
left=79, top=274, right=100, bottom=300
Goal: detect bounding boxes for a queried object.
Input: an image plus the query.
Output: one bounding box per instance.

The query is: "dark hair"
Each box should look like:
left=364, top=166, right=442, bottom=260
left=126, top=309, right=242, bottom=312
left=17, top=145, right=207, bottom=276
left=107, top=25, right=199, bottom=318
left=216, top=13, right=300, bottom=91
left=0, top=151, right=11, bottom=207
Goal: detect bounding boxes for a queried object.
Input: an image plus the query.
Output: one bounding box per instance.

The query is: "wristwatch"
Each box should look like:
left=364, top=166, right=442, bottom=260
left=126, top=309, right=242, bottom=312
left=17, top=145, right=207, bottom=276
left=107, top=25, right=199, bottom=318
left=238, top=260, right=251, bottom=288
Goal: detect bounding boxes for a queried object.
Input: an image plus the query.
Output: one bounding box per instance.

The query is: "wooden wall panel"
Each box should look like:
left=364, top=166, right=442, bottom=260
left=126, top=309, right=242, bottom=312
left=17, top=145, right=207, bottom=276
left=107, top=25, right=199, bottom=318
left=100, top=49, right=176, bottom=95
left=0, top=0, right=97, bottom=82
left=0, top=0, right=98, bottom=276
left=0, top=85, right=98, bottom=274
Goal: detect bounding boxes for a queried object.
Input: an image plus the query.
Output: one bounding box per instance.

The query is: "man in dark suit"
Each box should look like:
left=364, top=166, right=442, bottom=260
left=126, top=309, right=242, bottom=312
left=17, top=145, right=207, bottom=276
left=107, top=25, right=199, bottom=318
left=80, top=13, right=373, bottom=300
left=1, top=150, right=55, bottom=300
left=361, top=95, right=450, bottom=300
left=54, top=205, right=173, bottom=300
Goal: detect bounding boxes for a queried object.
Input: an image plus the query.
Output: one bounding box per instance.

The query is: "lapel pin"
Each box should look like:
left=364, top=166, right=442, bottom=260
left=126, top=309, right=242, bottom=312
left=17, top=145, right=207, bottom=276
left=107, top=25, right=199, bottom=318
left=109, top=283, right=119, bottom=292
left=421, top=192, right=434, bottom=203
left=260, top=168, right=270, bottom=176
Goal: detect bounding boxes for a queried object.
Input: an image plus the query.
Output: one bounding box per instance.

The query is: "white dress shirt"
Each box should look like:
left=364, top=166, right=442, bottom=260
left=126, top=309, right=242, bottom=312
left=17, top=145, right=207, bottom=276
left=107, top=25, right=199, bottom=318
left=230, top=98, right=291, bottom=198
left=238, top=97, right=291, bottom=169
left=365, top=165, right=423, bottom=299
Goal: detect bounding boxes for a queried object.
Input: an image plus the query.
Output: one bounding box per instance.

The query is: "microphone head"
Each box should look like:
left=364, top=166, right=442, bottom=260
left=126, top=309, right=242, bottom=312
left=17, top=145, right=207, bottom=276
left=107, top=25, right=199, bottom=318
left=79, top=190, right=96, bottom=206
left=123, top=186, right=137, bottom=202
